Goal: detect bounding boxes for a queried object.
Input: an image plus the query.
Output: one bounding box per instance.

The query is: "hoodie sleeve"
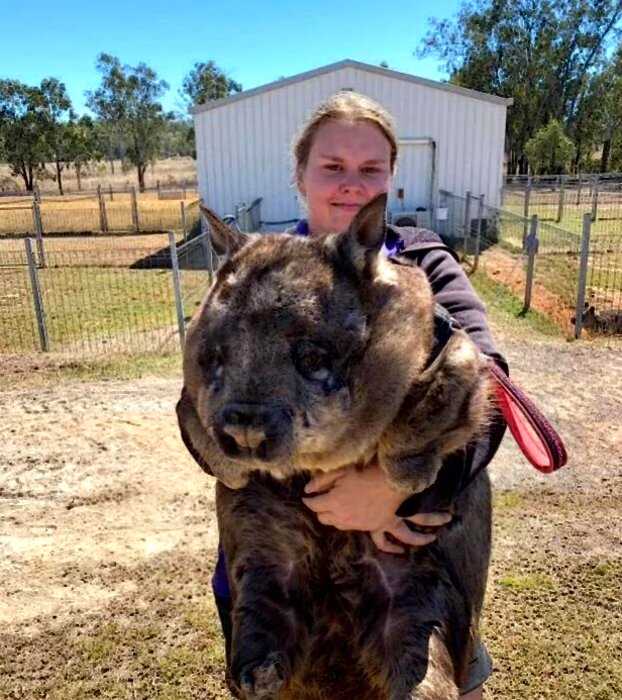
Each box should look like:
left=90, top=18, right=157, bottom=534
left=416, top=247, right=508, bottom=375
left=394, top=243, right=508, bottom=516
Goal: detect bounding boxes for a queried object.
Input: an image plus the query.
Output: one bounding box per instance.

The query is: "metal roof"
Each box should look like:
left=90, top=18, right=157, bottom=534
left=192, top=59, right=513, bottom=114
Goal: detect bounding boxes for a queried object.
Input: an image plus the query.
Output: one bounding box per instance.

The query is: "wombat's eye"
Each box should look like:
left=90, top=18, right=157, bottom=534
left=199, top=345, right=226, bottom=389
left=293, top=341, right=332, bottom=382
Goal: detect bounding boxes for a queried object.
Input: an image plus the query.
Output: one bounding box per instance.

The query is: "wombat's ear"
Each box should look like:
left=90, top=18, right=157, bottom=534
left=335, top=193, right=387, bottom=274
left=176, top=388, right=215, bottom=477
left=200, top=203, right=252, bottom=256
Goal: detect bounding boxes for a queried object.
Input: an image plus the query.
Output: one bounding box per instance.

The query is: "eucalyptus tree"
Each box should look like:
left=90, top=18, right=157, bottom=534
left=180, top=60, right=242, bottom=110
left=418, top=0, right=622, bottom=173
left=39, top=78, right=74, bottom=194
left=87, top=53, right=170, bottom=191
left=524, top=119, right=575, bottom=173
left=0, top=79, right=50, bottom=191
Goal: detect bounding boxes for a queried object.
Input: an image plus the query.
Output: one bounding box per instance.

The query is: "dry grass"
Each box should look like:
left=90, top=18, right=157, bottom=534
left=0, top=262, right=207, bottom=354
left=0, top=157, right=200, bottom=236
left=0, top=156, right=197, bottom=195
left=0, top=189, right=200, bottom=237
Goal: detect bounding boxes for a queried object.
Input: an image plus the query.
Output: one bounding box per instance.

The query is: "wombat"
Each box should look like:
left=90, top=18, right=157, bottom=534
left=573, top=302, right=622, bottom=334
left=177, top=194, right=493, bottom=699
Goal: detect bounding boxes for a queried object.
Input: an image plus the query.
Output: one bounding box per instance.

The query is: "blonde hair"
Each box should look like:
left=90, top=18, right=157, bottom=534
left=293, top=91, right=398, bottom=186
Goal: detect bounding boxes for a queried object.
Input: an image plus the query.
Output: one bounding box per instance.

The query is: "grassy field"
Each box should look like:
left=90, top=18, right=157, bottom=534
left=472, top=201, right=622, bottom=331
left=0, top=156, right=201, bottom=237
left=0, top=189, right=201, bottom=238
left=503, top=190, right=622, bottom=239
left=0, top=245, right=210, bottom=354
left=0, top=156, right=198, bottom=195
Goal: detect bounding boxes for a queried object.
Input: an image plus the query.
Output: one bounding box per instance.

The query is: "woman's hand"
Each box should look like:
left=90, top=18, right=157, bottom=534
left=301, top=461, right=452, bottom=554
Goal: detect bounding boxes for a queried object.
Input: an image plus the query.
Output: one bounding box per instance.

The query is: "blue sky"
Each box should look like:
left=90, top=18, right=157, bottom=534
left=0, top=0, right=461, bottom=116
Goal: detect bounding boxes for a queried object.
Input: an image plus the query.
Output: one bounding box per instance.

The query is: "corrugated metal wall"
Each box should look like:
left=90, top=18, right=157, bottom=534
left=194, top=66, right=508, bottom=225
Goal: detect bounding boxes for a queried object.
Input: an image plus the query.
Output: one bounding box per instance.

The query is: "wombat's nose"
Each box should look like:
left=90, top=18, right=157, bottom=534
left=216, top=403, right=290, bottom=459
left=221, top=411, right=266, bottom=450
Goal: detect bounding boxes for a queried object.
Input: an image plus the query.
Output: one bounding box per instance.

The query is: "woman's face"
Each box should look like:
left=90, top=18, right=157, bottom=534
left=298, top=119, right=393, bottom=236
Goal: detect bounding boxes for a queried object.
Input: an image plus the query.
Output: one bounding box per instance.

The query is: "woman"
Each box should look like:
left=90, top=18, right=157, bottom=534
left=213, top=91, right=507, bottom=699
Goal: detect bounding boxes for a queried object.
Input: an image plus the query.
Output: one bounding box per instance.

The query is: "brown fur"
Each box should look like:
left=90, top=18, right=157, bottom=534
left=573, top=302, right=622, bottom=334
left=177, top=195, right=493, bottom=699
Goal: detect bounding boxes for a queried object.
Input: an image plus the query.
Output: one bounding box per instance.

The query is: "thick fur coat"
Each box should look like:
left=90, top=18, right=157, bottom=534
left=177, top=195, right=493, bottom=699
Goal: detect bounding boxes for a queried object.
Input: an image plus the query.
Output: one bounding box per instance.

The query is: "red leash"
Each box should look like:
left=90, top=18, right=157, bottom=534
left=488, top=362, right=567, bottom=473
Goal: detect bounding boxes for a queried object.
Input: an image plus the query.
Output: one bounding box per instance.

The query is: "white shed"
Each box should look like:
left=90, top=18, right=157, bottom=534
left=193, top=59, right=512, bottom=229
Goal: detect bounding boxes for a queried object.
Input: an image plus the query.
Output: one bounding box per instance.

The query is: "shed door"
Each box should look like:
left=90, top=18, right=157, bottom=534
left=389, top=139, right=434, bottom=214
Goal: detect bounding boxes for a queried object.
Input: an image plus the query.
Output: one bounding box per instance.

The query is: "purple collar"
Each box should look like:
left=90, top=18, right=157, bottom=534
left=295, top=219, right=310, bottom=236
left=294, top=219, right=403, bottom=257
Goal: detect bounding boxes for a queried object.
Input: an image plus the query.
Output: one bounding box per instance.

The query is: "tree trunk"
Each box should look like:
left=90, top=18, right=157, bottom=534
left=55, top=160, right=64, bottom=196
left=137, top=163, right=146, bottom=192
left=75, top=163, right=82, bottom=191
left=601, top=132, right=612, bottom=173
left=18, top=162, right=35, bottom=191
left=572, top=135, right=582, bottom=173
left=18, top=167, right=30, bottom=192
left=109, top=158, right=115, bottom=175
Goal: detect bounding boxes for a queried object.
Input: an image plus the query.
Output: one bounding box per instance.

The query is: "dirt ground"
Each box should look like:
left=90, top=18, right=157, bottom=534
left=1, top=319, right=621, bottom=698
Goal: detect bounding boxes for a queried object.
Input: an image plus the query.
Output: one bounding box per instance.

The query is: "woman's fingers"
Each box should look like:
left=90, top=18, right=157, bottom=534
left=301, top=489, right=339, bottom=512
left=387, top=519, right=438, bottom=547
left=304, top=467, right=347, bottom=494
left=405, top=511, right=453, bottom=528
left=315, top=511, right=335, bottom=526
left=370, top=529, right=406, bottom=555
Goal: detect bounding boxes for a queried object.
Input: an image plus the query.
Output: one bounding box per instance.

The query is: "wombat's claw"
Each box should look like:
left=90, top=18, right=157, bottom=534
left=239, top=651, right=288, bottom=699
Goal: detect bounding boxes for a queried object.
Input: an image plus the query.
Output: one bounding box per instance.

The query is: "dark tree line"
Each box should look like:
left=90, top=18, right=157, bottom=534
left=0, top=55, right=241, bottom=192
left=418, top=0, right=622, bottom=174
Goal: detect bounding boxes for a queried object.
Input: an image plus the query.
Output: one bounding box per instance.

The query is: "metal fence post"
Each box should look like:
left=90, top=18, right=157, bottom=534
left=130, top=186, right=140, bottom=232
left=576, top=173, right=582, bottom=206
left=591, top=176, right=599, bottom=222
left=463, top=191, right=472, bottom=258
left=522, top=177, right=531, bottom=246
left=473, top=194, right=485, bottom=272
left=97, top=185, right=109, bottom=232
left=32, top=200, right=46, bottom=268
left=574, top=213, right=592, bottom=339
left=202, top=217, right=215, bottom=277
left=523, top=215, right=539, bottom=313
left=556, top=175, right=565, bottom=223
left=168, top=231, right=186, bottom=349
left=25, top=238, right=49, bottom=352
left=180, top=201, right=188, bottom=241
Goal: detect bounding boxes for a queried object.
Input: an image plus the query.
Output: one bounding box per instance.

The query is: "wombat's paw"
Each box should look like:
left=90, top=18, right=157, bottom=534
left=383, top=453, right=442, bottom=495
left=238, top=651, right=289, bottom=699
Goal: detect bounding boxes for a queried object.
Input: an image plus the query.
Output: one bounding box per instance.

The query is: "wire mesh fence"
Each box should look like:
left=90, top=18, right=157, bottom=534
left=5, top=192, right=618, bottom=361
left=0, top=202, right=37, bottom=236
left=583, top=227, right=622, bottom=333
left=503, top=173, right=622, bottom=239
left=440, top=190, right=622, bottom=336
left=0, top=229, right=216, bottom=357
left=0, top=188, right=200, bottom=238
